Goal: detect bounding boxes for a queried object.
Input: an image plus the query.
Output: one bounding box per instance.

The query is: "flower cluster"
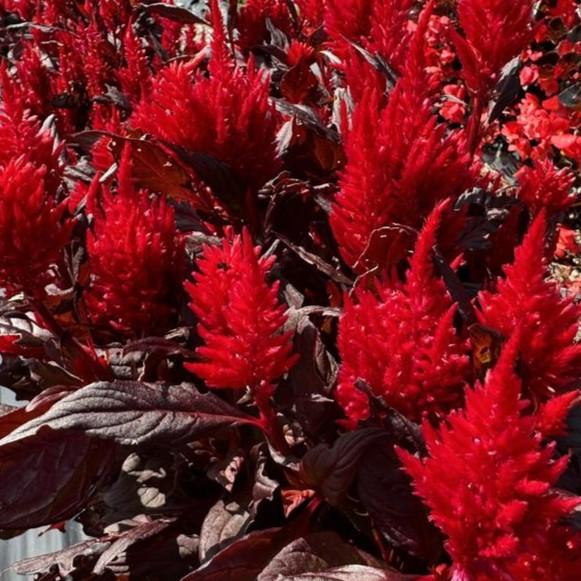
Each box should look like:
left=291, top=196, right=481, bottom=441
left=336, top=203, right=470, bottom=425
left=0, top=1, right=579, bottom=579
left=84, top=151, right=184, bottom=338
left=398, top=338, right=581, bottom=580
left=477, top=213, right=581, bottom=403
left=185, top=229, right=297, bottom=393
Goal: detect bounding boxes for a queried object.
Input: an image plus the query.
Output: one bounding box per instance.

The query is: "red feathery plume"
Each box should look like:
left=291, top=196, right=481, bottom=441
left=478, top=212, right=581, bottom=402
left=398, top=337, right=581, bottom=580
left=0, top=100, right=61, bottom=185
left=0, top=156, right=72, bottom=296
left=454, top=0, right=534, bottom=94
left=116, top=24, right=152, bottom=105
left=185, top=229, right=297, bottom=392
left=516, top=159, right=576, bottom=216
left=325, top=0, right=413, bottom=72
left=335, top=202, right=470, bottom=425
left=331, top=6, right=473, bottom=268
left=237, top=0, right=292, bottom=51
left=84, top=151, right=184, bottom=337
left=132, top=2, right=280, bottom=193
left=295, top=0, right=325, bottom=29
left=324, top=0, right=372, bottom=46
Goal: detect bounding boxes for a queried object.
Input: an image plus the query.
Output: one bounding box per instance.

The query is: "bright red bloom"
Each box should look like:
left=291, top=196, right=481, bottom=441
left=454, top=0, right=534, bottom=94
left=335, top=202, right=470, bottom=425
left=398, top=338, right=581, bottom=580
left=84, top=154, right=184, bottom=337
left=478, top=212, right=581, bottom=402
left=295, top=0, right=325, bottom=28
left=185, top=230, right=297, bottom=391
left=0, top=101, right=61, bottom=191
left=237, top=0, right=292, bottom=51
left=132, top=4, right=280, bottom=193
left=330, top=15, right=474, bottom=268
left=325, top=0, right=414, bottom=72
left=0, top=156, right=71, bottom=296
left=516, top=159, right=576, bottom=216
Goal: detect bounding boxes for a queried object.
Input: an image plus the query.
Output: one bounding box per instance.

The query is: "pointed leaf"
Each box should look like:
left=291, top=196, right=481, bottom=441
left=0, top=381, right=260, bottom=448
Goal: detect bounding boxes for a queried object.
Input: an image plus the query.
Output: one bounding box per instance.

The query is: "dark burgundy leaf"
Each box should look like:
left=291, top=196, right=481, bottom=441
left=0, top=427, right=114, bottom=529
left=168, top=145, right=247, bottom=215
left=94, top=518, right=176, bottom=574
left=257, top=532, right=382, bottom=581
left=279, top=316, right=339, bottom=439
left=95, top=517, right=200, bottom=579
left=488, top=57, right=522, bottom=124
left=138, top=2, right=209, bottom=25
left=356, top=444, right=443, bottom=561
left=265, top=565, right=417, bottom=581
left=181, top=527, right=295, bottom=581
left=79, top=451, right=198, bottom=536
left=353, top=225, right=416, bottom=277
left=13, top=538, right=111, bottom=576
left=273, top=100, right=340, bottom=143
left=199, top=499, right=252, bottom=561
left=252, top=445, right=280, bottom=504
left=72, top=131, right=198, bottom=203
left=0, top=381, right=260, bottom=448
left=300, top=429, right=390, bottom=505
left=207, top=448, right=245, bottom=493
left=277, top=233, right=353, bottom=285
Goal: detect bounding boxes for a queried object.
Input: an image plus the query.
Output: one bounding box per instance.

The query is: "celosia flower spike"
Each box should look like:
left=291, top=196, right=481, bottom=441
left=0, top=156, right=71, bottom=296
left=516, top=159, right=576, bottom=217
left=478, top=211, right=581, bottom=402
left=335, top=202, right=470, bottom=425
left=398, top=336, right=581, bottom=580
left=454, top=0, right=535, bottom=94
left=84, top=150, right=184, bottom=337
left=185, top=229, right=297, bottom=392
left=331, top=3, right=474, bottom=269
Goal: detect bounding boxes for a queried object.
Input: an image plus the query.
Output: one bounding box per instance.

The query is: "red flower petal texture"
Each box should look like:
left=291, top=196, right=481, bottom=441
left=454, top=0, right=534, bottom=94
left=516, top=158, right=576, bottom=216
left=0, top=155, right=72, bottom=296
left=330, top=5, right=474, bottom=268
left=131, top=2, right=280, bottom=193
left=398, top=337, right=581, bottom=580
left=185, top=229, right=297, bottom=391
left=335, top=202, right=470, bottom=425
left=84, top=151, right=184, bottom=337
left=477, top=212, right=581, bottom=402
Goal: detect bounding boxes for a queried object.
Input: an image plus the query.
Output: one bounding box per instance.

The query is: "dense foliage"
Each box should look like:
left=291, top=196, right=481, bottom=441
left=0, top=0, right=579, bottom=579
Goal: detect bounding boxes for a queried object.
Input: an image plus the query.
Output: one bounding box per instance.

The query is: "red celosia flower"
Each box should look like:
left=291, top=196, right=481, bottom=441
left=516, top=159, right=576, bottom=216
left=325, top=0, right=413, bottom=73
left=237, top=0, right=292, bottom=51
left=335, top=202, right=470, bottom=425
left=454, top=0, right=534, bottom=94
left=295, top=0, right=325, bottom=29
left=478, top=212, right=581, bottom=402
left=0, top=100, right=61, bottom=192
left=131, top=2, right=280, bottom=193
left=185, top=230, right=297, bottom=392
left=330, top=8, right=474, bottom=268
left=0, top=156, right=72, bottom=296
left=116, top=24, right=152, bottom=105
left=398, top=338, right=581, bottom=580
left=324, top=0, right=373, bottom=47
left=84, top=153, right=184, bottom=337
